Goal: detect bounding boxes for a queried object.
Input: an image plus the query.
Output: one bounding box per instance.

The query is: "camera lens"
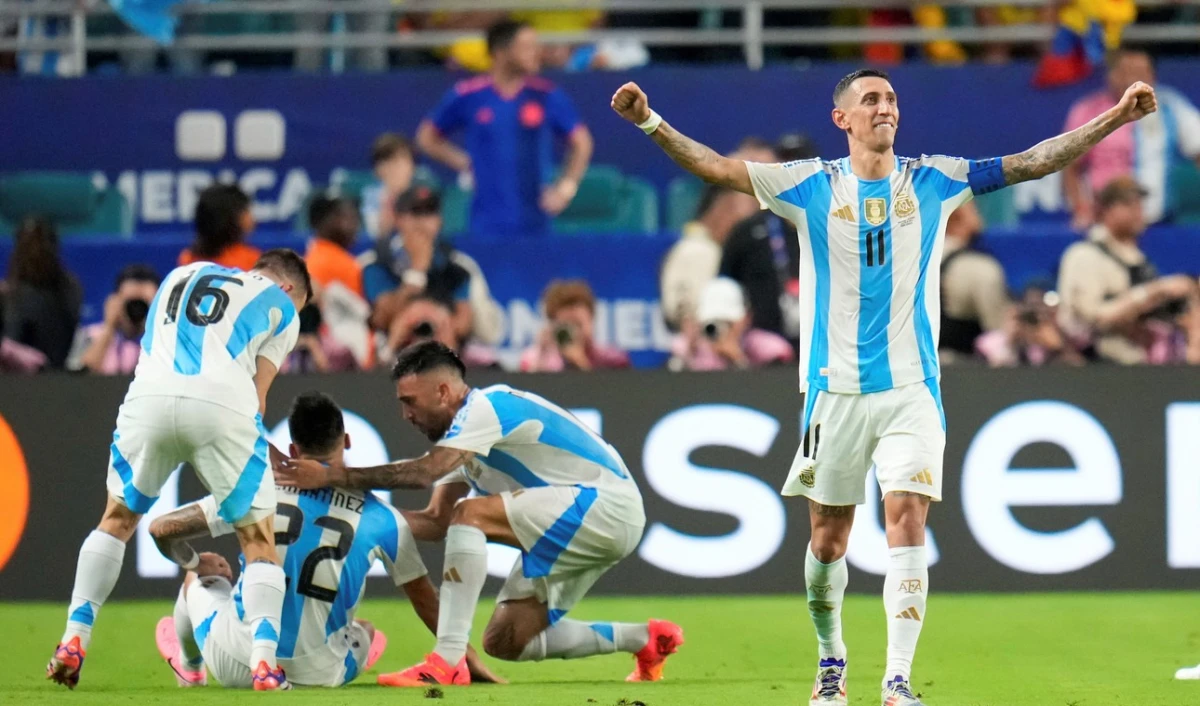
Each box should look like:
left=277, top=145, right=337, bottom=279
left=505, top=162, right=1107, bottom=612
left=554, top=324, right=573, bottom=346
left=412, top=321, right=435, bottom=338
left=703, top=322, right=720, bottom=340
left=124, top=299, right=149, bottom=326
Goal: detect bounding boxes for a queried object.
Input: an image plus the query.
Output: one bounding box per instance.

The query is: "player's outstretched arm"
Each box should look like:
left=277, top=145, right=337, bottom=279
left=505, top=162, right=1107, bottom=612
left=277, top=447, right=475, bottom=491
left=610, top=82, right=753, bottom=195
left=1001, top=81, right=1157, bottom=186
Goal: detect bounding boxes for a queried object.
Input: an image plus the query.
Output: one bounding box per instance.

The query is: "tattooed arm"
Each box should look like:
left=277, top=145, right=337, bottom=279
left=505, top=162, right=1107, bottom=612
left=277, top=446, right=475, bottom=491
left=610, top=82, right=753, bottom=195
left=1002, top=81, right=1158, bottom=186
left=147, top=501, right=231, bottom=580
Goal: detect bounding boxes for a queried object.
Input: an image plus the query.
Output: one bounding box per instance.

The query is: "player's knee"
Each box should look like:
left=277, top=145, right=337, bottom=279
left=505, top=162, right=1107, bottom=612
left=809, top=537, right=848, bottom=564
left=448, top=499, right=485, bottom=528
left=481, top=621, right=525, bottom=661
left=99, top=503, right=140, bottom=541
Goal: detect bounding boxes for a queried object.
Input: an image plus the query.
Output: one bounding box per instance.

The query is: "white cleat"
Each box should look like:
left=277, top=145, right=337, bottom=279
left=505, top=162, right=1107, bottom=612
left=810, top=658, right=847, bottom=705
left=882, top=675, right=925, bottom=706
left=1175, top=664, right=1200, bottom=680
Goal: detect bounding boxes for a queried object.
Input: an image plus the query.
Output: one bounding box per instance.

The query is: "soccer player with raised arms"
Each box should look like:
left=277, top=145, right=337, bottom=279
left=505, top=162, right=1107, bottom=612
left=47, top=250, right=312, bottom=691
left=276, top=341, right=683, bottom=687
left=611, top=69, right=1158, bottom=706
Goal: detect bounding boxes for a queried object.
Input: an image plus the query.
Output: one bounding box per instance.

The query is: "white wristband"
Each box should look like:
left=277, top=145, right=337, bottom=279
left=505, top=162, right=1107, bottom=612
left=402, top=269, right=428, bottom=289
left=637, top=110, right=663, bottom=135
left=180, top=549, right=200, bottom=571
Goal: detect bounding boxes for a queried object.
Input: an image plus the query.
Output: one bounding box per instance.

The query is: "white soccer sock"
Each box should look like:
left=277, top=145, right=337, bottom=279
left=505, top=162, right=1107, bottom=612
left=517, top=620, right=651, bottom=661
left=434, top=525, right=489, bottom=665
left=62, top=530, right=126, bottom=650
left=805, top=544, right=848, bottom=660
left=242, top=562, right=285, bottom=669
left=173, top=584, right=203, bottom=670
left=883, top=545, right=928, bottom=684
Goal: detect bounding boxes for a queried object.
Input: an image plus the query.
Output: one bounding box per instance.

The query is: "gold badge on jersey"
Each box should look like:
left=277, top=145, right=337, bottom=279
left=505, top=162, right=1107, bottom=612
left=865, top=198, right=887, bottom=226
left=894, top=192, right=916, bottom=219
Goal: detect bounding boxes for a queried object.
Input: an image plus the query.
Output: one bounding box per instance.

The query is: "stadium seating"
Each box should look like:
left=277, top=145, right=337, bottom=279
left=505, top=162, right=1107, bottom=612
left=0, top=172, right=133, bottom=238
left=666, top=176, right=704, bottom=232
left=553, top=165, right=660, bottom=235
left=1172, top=162, right=1200, bottom=225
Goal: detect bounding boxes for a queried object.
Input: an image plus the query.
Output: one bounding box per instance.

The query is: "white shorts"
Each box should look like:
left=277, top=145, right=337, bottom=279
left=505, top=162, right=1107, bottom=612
left=185, top=577, right=370, bottom=688
left=105, top=395, right=274, bottom=526
left=781, top=380, right=946, bottom=506
left=496, top=486, right=644, bottom=624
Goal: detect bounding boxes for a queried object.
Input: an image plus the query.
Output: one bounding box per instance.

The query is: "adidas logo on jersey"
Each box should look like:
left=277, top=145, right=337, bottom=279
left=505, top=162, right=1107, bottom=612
left=908, top=469, right=934, bottom=486
left=831, top=205, right=856, bottom=222
left=443, top=567, right=463, bottom=583
left=894, top=607, right=922, bottom=621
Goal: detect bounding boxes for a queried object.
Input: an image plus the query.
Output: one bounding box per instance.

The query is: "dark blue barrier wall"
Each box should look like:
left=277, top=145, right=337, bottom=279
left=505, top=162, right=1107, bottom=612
left=4, top=61, right=1199, bottom=234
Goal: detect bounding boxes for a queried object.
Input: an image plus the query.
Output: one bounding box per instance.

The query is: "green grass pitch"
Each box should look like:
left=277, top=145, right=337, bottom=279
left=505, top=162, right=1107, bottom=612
left=3, top=593, right=1199, bottom=705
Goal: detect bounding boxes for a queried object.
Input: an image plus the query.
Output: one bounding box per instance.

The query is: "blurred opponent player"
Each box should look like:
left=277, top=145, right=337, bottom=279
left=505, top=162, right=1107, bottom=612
left=277, top=341, right=683, bottom=687
left=145, top=391, right=502, bottom=688
left=47, top=250, right=311, bottom=691
left=612, top=70, right=1158, bottom=706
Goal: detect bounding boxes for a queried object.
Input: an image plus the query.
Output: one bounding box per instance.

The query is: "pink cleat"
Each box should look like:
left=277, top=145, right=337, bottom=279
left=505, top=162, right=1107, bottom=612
left=626, top=619, right=684, bottom=682
left=365, top=629, right=388, bottom=671
left=154, top=617, right=207, bottom=687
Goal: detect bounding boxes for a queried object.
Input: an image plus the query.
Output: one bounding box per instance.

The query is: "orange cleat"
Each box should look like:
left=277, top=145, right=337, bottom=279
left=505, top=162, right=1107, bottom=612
left=364, top=629, right=388, bottom=671
left=377, top=652, right=470, bottom=687
left=626, top=619, right=684, bottom=682
left=46, top=636, right=86, bottom=689
left=251, top=661, right=291, bottom=691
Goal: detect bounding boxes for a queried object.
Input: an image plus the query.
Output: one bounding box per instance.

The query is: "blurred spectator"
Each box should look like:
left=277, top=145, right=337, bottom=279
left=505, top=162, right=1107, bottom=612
left=362, top=133, right=416, bottom=240
left=282, top=300, right=359, bottom=374
left=416, top=20, right=594, bottom=237
left=68, top=264, right=159, bottom=375
left=939, top=201, right=1009, bottom=361
left=387, top=295, right=498, bottom=369
left=1063, top=47, right=1200, bottom=227
left=720, top=209, right=801, bottom=348
left=774, top=132, right=821, bottom=162
left=660, top=184, right=759, bottom=330
left=0, top=285, right=47, bottom=374
left=730, top=136, right=776, bottom=163
left=361, top=186, right=473, bottom=352
left=669, top=278, right=793, bottom=371
left=178, top=184, right=262, bottom=271
left=305, top=194, right=375, bottom=369
left=977, top=4, right=1046, bottom=64
left=521, top=280, right=629, bottom=372
left=2, top=217, right=82, bottom=369
left=1034, top=0, right=1137, bottom=87
left=976, top=282, right=1087, bottom=367
left=1057, top=176, right=1200, bottom=365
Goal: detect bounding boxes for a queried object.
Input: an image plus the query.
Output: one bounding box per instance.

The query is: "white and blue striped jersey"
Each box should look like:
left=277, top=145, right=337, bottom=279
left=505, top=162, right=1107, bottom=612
left=199, top=485, right=425, bottom=676
left=125, top=262, right=299, bottom=418
left=435, top=385, right=642, bottom=506
left=746, top=155, right=1007, bottom=395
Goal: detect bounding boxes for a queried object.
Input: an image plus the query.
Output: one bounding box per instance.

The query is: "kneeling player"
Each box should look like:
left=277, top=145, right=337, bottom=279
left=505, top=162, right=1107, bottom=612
left=278, top=342, right=684, bottom=687
left=148, top=391, right=500, bottom=687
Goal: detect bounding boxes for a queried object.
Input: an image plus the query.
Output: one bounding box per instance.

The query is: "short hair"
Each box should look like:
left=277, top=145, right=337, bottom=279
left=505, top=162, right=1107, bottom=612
left=1106, top=46, right=1154, bottom=72
left=114, top=263, right=160, bottom=291
left=737, top=135, right=772, bottom=152
left=543, top=279, right=596, bottom=319
left=193, top=184, right=251, bottom=258
left=288, top=391, right=345, bottom=458
left=486, top=19, right=529, bottom=55
left=833, top=68, right=891, bottom=105
left=370, top=133, right=413, bottom=168
left=694, top=184, right=735, bottom=220
left=253, top=248, right=313, bottom=307
left=391, top=340, right=466, bottom=381
left=307, top=193, right=357, bottom=231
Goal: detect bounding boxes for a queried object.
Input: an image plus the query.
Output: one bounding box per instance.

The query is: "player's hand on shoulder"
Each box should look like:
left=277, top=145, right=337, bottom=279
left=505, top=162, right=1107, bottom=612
left=611, top=82, right=651, bottom=124
left=268, top=443, right=290, bottom=472
left=275, top=458, right=333, bottom=490
left=196, top=552, right=233, bottom=582
left=1117, top=81, right=1157, bottom=123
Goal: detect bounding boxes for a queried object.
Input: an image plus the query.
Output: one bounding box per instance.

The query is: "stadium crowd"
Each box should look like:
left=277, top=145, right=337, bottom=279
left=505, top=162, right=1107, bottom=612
left=3, top=16, right=1200, bottom=375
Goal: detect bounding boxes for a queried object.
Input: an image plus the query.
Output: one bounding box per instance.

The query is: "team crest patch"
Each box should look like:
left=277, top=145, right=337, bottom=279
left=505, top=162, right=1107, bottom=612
left=799, top=467, right=816, bottom=488
left=864, top=198, right=887, bottom=226
left=894, top=193, right=916, bottom=218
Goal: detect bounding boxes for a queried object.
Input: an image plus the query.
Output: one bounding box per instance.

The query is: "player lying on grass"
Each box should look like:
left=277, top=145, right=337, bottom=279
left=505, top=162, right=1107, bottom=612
left=48, top=249, right=313, bottom=691
left=147, top=391, right=503, bottom=688
left=276, top=341, right=683, bottom=687
left=612, top=69, right=1158, bottom=706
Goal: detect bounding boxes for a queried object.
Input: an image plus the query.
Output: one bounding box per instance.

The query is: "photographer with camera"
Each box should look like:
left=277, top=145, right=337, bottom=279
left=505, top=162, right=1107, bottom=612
left=976, top=283, right=1087, bottom=367
left=520, top=279, right=629, bottom=372
left=668, top=277, right=793, bottom=372
left=69, top=264, right=159, bottom=375
left=1057, top=176, right=1200, bottom=365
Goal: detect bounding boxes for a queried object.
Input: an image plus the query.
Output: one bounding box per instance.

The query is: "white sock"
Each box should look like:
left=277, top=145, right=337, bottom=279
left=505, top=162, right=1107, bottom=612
left=241, top=562, right=285, bottom=669
left=517, top=620, right=650, bottom=661
left=174, top=584, right=203, bottom=670
left=434, top=525, right=489, bottom=665
left=883, top=545, right=928, bottom=685
left=805, top=544, right=848, bottom=660
left=62, top=530, right=126, bottom=650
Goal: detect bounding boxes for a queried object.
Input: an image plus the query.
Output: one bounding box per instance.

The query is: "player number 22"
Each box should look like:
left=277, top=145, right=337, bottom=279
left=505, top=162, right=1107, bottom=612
left=275, top=505, right=356, bottom=603
left=164, top=273, right=244, bottom=327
